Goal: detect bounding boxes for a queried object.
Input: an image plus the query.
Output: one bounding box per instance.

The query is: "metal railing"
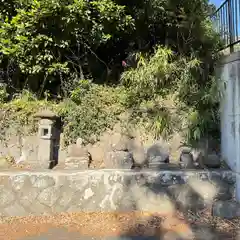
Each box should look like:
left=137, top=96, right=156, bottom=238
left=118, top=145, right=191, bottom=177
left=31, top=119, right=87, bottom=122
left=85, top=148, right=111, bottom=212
left=211, top=0, right=240, bottom=52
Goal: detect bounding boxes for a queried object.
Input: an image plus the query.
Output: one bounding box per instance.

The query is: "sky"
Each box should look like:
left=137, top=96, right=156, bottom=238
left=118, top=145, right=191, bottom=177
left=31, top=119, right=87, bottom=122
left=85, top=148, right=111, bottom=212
left=210, top=0, right=225, bottom=8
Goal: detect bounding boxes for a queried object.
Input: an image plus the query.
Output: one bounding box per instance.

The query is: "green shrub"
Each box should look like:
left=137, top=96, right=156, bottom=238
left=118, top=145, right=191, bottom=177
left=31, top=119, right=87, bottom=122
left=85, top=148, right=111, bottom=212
left=56, top=81, right=128, bottom=144
left=0, top=84, right=9, bottom=103
left=0, top=45, right=222, bottom=146
left=0, top=90, right=52, bottom=141
left=121, top=46, right=221, bottom=143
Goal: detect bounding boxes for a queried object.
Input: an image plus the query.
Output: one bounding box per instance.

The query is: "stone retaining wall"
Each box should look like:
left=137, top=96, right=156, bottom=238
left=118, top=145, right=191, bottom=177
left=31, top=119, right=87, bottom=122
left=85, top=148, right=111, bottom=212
left=0, top=170, right=236, bottom=217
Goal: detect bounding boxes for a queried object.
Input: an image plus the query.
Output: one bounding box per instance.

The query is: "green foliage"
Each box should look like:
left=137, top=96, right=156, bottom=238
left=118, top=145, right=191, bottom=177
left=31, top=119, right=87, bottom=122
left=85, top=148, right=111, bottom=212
left=0, top=90, right=50, bottom=141
left=0, top=0, right=134, bottom=92
left=0, top=0, right=221, bottom=95
left=121, top=46, right=221, bottom=143
left=58, top=81, right=128, bottom=144
left=0, top=84, right=9, bottom=103
left=0, top=84, right=127, bottom=145
left=0, top=0, right=222, bottom=145
left=121, top=47, right=173, bottom=98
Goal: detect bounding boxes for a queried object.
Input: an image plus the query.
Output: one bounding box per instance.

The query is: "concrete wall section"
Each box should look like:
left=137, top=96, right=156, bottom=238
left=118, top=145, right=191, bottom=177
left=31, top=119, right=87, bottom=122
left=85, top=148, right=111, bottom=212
left=219, top=52, right=240, bottom=170
left=219, top=51, right=240, bottom=201
left=0, top=170, right=235, bottom=217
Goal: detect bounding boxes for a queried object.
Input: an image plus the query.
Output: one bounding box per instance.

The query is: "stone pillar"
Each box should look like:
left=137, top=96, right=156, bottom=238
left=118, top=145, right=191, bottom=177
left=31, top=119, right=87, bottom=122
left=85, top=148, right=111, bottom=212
left=34, top=109, right=60, bottom=169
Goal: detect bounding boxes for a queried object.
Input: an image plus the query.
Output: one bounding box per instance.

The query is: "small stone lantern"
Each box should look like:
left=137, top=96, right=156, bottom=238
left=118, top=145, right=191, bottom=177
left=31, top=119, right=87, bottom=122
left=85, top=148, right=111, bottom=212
left=34, top=109, right=60, bottom=169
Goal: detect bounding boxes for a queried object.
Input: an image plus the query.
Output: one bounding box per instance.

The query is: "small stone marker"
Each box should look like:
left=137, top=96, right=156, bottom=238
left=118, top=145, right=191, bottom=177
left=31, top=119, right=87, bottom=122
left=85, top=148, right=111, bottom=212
left=179, top=151, right=195, bottom=169
left=203, top=153, right=221, bottom=168
left=65, top=144, right=90, bottom=169
left=146, top=142, right=170, bottom=169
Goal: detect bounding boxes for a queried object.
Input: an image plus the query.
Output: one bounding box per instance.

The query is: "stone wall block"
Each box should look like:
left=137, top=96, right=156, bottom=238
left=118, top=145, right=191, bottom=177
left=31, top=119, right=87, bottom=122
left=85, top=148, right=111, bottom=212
left=37, top=186, right=61, bottom=207
left=32, top=175, right=56, bottom=189
left=0, top=170, right=236, bottom=217
left=104, top=151, right=133, bottom=169
left=0, top=187, right=15, bottom=207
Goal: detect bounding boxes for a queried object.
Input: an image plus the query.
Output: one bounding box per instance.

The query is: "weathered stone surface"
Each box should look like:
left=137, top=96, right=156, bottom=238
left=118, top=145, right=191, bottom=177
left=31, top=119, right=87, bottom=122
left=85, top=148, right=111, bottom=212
left=104, top=151, right=133, bottom=169
left=167, top=184, right=205, bottom=211
left=0, top=134, right=67, bottom=166
left=146, top=143, right=169, bottom=167
left=11, top=175, right=30, bottom=191
left=28, top=200, right=52, bottom=215
left=32, top=175, right=55, bottom=189
left=179, top=152, right=195, bottom=169
left=64, top=157, right=89, bottom=170
left=4, top=202, right=28, bottom=216
left=65, top=144, right=90, bottom=169
left=18, top=187, right=40, bottom=207
left=38, top=186, right=61, bottom=207
left=210, top=176, right=232, bottom=200
left=87, top=143, right=105, bottom=165
left=111, top=135, right=130, bottom=152
left=0, top=188, right=15, bottom=207
left=141, top=190, right=175, bottom=214
left=222, top=172, right=236, bottom=184
left=0, top=170, right=236, bottom=217
left=53, top=186, right=78, bottom=212
left=67, top=144, right=89, bottom=158
left=132, top=147, right=147, bottom=166
left=203, top=153, right=221, bottom=168
left=212, top=201, right=240, bottom=219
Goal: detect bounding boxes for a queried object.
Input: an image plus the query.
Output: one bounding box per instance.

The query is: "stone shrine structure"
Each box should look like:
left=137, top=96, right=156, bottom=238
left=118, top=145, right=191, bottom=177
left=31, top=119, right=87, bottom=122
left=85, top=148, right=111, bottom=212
left=33, top=109, right=60, bottom=169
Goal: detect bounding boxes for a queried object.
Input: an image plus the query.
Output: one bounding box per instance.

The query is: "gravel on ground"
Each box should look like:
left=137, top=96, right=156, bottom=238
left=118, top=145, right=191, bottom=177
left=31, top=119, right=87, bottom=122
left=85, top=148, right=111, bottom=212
left=0, top=211, right=239, bottom=240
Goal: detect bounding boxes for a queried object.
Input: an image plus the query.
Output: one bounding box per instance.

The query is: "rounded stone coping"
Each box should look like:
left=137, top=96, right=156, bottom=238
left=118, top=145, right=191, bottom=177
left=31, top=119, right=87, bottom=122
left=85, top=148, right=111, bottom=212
left=33, top=109, right=58, bottom=120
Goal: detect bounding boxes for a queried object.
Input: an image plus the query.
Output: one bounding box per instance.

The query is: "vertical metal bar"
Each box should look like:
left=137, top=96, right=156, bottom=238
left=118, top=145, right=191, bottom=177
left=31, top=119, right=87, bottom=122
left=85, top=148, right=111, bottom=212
left=233, top=0, right=236, bottom=45
left=235, top=0, right=238, bottom=41
left=228, top=0, right=234, bottom=52
left=217, top=12, right=220, bottom=37
left=220, top=7, right=223, bottom=40
left=222, top=6, right=225, bottom=45
left=233, top=0, right=236, bottom=43
left=232, top=0, right=235, bottom=43
left=225, top=5, right=229, bottom=46
left=225, top=4, right=229, bottom=46
left=224, top=4, right=227, bottom=45
left=239, top=0, right=240, bottom=41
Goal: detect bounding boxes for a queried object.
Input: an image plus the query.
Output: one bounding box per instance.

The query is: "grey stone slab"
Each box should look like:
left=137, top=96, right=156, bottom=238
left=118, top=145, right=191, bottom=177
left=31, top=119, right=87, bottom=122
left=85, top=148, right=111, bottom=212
left=4, top=202, right=28, bottom=216
left=0, top=187, right=15, bottom=207
left=32, top=175, right=55, bottom=189
left=28, top=201, right=52, bottom=215
left=11, top=175, right=30, bottom=191
left=38, top=186, right=61, bottom=207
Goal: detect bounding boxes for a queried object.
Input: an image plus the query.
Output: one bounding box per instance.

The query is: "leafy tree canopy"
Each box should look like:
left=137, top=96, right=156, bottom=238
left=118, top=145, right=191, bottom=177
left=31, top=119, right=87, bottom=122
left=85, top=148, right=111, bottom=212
left=0, top=0, right=221, bottom=96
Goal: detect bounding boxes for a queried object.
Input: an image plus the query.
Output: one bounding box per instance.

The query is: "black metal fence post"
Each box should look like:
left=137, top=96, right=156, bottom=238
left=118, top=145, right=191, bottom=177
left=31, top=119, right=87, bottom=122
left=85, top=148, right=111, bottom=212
left=228, top=0, right=234, bottom=52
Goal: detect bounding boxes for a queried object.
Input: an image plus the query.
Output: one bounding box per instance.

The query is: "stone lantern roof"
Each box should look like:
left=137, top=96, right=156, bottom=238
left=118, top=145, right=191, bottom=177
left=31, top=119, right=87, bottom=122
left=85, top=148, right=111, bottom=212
left=33, top=109, right=58, bottom=120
